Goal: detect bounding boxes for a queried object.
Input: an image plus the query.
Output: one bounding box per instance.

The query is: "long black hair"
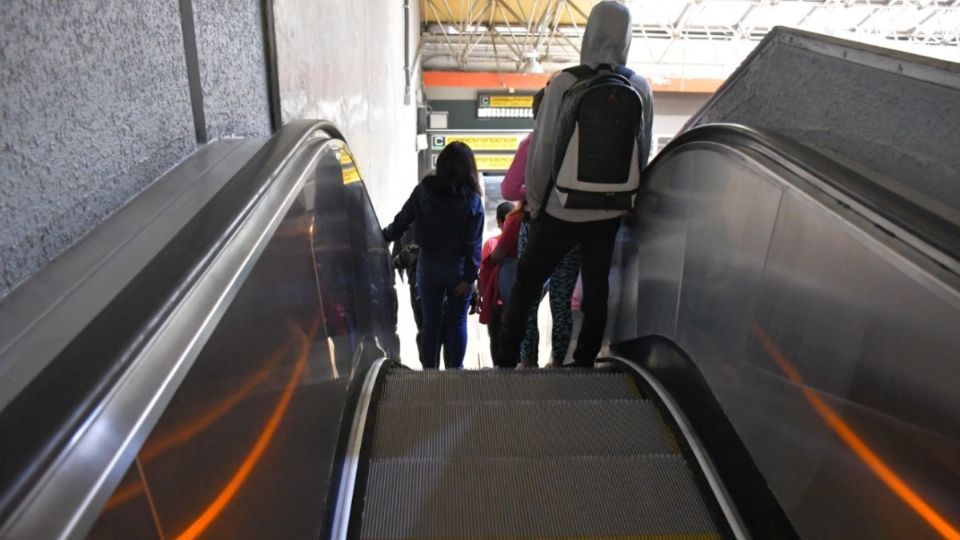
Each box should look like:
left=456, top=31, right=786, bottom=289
left=495, top=201, right=514, bottom=227
left=422, top=141, right=481, bottom=197
left=532, top=88, right=545, bottom=119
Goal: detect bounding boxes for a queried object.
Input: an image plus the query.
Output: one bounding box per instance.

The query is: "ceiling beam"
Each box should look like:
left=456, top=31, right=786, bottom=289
left=420, top=0, right=960, bottom=76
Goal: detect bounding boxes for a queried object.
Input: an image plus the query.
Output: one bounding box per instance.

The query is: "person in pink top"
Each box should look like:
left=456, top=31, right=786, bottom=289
left=499, top=89, right=582, bottom=368
left=500, top=135, right=530, bottom=201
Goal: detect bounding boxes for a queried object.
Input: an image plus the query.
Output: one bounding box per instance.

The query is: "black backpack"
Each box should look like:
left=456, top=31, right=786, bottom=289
left=549, top=64, right=644, bottom=211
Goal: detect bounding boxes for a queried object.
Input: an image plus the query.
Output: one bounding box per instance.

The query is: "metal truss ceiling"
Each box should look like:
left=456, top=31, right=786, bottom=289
left=420, top=0, right=960, bottom=78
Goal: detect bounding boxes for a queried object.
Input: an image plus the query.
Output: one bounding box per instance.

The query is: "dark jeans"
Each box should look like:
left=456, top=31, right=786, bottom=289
left=487, top=304, right=503, bottom=361
left=416, top=254, right=472, bottom=369
left=496, top=212, right=621, bottom=367
left=408, top=259, right=449, bottom=366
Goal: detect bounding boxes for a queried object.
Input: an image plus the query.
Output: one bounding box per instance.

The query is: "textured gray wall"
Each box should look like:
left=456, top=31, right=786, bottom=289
left=274, top=0, right=420, bottom=222
left=689, top=31, right=960, bottom=214
left=0, top=0, right=274, bottom=301
left=194, top=0, right=272, bottom=139
left=0, top=1, right=196, bottom=299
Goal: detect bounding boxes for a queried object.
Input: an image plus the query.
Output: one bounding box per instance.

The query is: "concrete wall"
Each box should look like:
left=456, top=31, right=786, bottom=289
left=194, top=0, right=273, bottom=140
left=0, top=2, right=196, bottom=299
left=274, top=0, right=420, bottom=221
left=0, top=0, right=272, bottom=300
left=688, top=28, right=960, bottom=215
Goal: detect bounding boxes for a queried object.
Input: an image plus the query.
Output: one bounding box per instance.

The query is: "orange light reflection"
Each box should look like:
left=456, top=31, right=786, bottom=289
left=141, top=346, right=289, bottom=462
left=752, top=323, right=960, bottom=540
left=102, top=479, right=146, bottom=512
left=101, top=344, right=292, bottom=515
left=174, top=318, right=320, bottom=540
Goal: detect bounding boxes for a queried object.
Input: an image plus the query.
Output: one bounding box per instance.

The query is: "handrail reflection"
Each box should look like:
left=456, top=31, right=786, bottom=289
left=100, top=345, right=292, bottom=513
left=752, top=323, right=960, bottom=540
left=142, top=346, right=290, bottom=462
left=174, top=316, right=321, bottom=540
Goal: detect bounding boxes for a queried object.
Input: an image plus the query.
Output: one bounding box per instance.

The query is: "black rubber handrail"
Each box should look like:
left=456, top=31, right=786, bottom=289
left=603, top=354, right=747, bottom=540
left=608, top=339, right=802, bottom=540
left=650, top=123, right=960, bottom=272
left=0, top=119, right=345, bottom=527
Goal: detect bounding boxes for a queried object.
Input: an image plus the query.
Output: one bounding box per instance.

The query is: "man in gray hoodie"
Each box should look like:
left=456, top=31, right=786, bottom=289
left=496, top=1, right=653, bottom=368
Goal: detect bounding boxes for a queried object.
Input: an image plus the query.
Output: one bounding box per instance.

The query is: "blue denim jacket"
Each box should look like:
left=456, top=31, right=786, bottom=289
left=382, top=185, right=484, bottom=283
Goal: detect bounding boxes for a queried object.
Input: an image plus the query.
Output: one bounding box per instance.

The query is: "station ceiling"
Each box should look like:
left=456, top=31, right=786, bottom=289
left=420, top=0, right=960, bottom=82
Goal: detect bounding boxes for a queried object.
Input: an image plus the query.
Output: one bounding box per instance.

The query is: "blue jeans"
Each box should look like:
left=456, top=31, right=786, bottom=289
left=416, top=254, right=473, bottom=369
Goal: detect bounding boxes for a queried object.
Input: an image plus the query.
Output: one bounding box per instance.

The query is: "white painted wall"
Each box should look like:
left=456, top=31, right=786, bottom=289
left=650, top=93, right=711, bottom=138
left=273, top=0, right=421, bottom=222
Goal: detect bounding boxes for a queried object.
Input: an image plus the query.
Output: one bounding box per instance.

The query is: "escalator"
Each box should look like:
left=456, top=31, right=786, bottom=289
left=611, top=124, right=960, bottom=540
left=335, top=366, right=741, bottom=539
left=0, top=121, right=398, bottom=539
left=0, top=116, right=957, bottom=540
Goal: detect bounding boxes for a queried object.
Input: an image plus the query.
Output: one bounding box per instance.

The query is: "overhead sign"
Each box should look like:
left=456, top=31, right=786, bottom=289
left=480, top=94, right=534, bottom=109
left=477, top=93, right=536, bottom=118
left=430, top=133, right=523, bottom=152
left=474, top=154, right=516, bottom=171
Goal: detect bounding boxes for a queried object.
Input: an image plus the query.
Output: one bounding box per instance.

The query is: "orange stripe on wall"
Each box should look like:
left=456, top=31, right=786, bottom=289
left=422, top=70, right=722, bottom=93
left=424, top=71, right=550, bottom=90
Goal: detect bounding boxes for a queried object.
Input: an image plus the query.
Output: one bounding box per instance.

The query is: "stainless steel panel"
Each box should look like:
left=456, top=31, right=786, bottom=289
left=740, top=192, right=960, bottom=539
left=87, top=143, right=395, bottom=539
left=0, top=139, right=263, bottom=409
left=613, top=155, right=691, bottom=343
left=752, top=194, right=960, bottom=434
left=671, top=145, right=783, bottom=373
left=727, top=363, right=960, bottom=540
left=618, top=139, right=960, bottom=539
left=85, top=466, right=159, bottom=540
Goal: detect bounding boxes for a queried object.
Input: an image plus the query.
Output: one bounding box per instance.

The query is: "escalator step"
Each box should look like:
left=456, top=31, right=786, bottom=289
left=381, top=370, right=641, bottom=403
left=359, top=455, right=718, bottom=539
left=370, top=400, right=678, bottom=459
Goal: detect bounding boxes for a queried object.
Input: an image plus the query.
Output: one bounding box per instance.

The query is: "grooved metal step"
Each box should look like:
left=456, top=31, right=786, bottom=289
left=356, top=370, right=721, bottom=539
left=360, top=456, right=718, bottom=540
left=381, top=370, right=641, bottom=403
left=371, top=400, right=678, bottom=459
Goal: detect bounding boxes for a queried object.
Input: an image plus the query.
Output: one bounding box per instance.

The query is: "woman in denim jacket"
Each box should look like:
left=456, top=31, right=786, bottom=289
left=383, top=142, right=484, bottom=369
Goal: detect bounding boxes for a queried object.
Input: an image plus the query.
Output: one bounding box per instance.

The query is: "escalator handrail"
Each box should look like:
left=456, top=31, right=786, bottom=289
left=605, top=355, right=749, bottom=540
left=651, top=123, right=960, bottom=273
left=330, top=357, right=388, bottom=540
left=0, top=120, right=347, bottom=539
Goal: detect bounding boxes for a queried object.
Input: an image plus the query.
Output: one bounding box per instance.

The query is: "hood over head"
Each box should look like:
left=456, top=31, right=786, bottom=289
left=580, top=1, right=632, bottom=67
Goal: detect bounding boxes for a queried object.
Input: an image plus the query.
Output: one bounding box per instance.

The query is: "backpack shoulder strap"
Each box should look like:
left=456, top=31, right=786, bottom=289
left=614, top=65, right=636, bottom=79
left=613, top=65, right=643, bottom=110
left=563, top=64, right=595, bottom=81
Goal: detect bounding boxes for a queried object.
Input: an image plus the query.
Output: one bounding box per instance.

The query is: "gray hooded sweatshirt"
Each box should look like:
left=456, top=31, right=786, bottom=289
left=525, top=1, right=654, bottom=222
